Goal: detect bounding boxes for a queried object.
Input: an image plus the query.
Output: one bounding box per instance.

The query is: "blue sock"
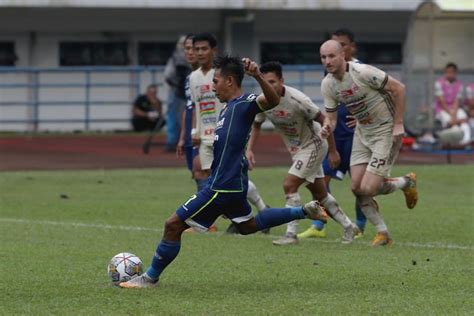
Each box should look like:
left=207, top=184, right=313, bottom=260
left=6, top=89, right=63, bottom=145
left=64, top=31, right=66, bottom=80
left=312, top=220, right=325, bottom=230
left=146, top=240, right=181, bottom=281
left=355, top=201, right=367, bottom=231
left=255, top=207, right=305, bottom=231
left=195, top=178, right=207, bottom=192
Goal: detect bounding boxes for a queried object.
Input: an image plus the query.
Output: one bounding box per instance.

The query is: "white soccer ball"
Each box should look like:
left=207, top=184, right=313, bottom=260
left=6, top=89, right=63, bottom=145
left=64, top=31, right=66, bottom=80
left=107, top=252, right=144, bottom=285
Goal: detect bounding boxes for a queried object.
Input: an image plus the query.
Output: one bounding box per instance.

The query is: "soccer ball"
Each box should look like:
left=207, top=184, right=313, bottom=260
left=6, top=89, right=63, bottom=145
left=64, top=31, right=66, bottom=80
left=107, top=252, right=144, bottom=285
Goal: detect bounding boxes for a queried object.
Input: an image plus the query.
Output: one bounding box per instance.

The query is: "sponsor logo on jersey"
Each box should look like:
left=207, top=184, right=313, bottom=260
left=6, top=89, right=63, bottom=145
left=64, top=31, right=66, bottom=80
left=204, top=128, right=214, bottom=136
left=202, top=117, right=217, bottom=124
left=272, top=109, right=290, bottom=118
left=341, top=84, right=360, bottom=98
left=200, top=84, right=211, bottom=94
left=216, top=117, right=225, bottom=129
left=199, top=101, right=216, bottom=115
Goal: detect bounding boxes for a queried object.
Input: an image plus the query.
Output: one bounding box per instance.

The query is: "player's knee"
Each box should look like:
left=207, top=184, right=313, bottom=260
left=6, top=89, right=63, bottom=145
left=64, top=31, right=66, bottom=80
left=164, top=216, right=186, bottom=236
left=351, top=183, right=362, bottom=196
left=358, top=183, right=377, bottom=196
left=283, top=180, right=298, bottom=195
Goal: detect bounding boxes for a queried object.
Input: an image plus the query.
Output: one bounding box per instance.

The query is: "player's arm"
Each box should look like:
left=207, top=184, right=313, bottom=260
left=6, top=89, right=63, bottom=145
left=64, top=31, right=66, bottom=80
left=176, top=110, right=186, bottom=157
left=320, top=80, right=338, bottom=139
left=189, top=79, right=201, bottom=146
left=246, top=120, right=263, bottom=170
left=242, top=58, right=280, bottom=110
left=382, top=76, right=406, bottom=139
left=315, top=112, right=340, bottom=169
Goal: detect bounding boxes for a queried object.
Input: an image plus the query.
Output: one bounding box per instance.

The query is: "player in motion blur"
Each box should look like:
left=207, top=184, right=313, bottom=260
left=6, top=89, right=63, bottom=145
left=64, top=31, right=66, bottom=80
left=246, top=61, right=359, bottom=245
left=119, top=56, right=328, bottom=288
left=319, top=40, right=418, bottom=247
left=188, top=33, right=269, bottom=233
left=299, top=29, right=367, bottom=239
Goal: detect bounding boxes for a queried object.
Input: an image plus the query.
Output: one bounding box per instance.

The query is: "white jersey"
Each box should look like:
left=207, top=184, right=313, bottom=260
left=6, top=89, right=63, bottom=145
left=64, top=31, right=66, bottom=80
left=255, top=85, right=322, bottom=155
left=189, top=67, right=224, bottom=145
left=322, top=62, right=393, bottom=133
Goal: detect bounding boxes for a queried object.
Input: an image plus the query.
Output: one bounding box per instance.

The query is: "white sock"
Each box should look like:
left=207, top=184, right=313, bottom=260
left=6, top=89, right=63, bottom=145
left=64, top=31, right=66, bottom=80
left=357, top=196, right=388, bottom=232
left=321, top=194, right=352, bottom=229
left=285, top=192, right=301, bottom=235
left=247, top=180, right=267, bottom=211
left=378, top=177, right=408, bottom=195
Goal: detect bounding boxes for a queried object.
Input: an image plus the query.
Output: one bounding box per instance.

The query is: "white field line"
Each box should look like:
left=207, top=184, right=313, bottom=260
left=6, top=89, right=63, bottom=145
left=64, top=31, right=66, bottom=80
left=1, top=217, right=473, bottom=251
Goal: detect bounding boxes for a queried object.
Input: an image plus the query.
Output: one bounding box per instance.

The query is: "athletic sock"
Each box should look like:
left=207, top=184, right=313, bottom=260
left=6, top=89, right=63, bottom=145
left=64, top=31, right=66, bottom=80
left=377, top=177, right=408, bottom=195
left=195, top=178, right=207, bottom=192
left=355, top=199, right=367, bottom=231
left=146, top=240, right=181, bottom=281
left=357, top=196, right=387, bottom=232
left=247, top=180, right=267, bottom=211
left=312, top=220, right=325, bottom=230
left=321, top=193, right=352, bottom=228
left=255, top=207, right=305, bottom=231
left=285, top=192, right=301, bottom=235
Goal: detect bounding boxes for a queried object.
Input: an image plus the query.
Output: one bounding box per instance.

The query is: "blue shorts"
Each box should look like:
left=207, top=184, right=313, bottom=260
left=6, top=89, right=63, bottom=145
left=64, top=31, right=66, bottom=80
left=184, top=145, right=199, bottom=171
left=176, top=187, right=252, bottom=232
left=323, top=137, right=353, bottom=180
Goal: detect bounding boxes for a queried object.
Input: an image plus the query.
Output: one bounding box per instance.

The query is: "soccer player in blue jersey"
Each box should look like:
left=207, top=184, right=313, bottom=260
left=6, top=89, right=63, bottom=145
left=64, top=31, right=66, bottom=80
left=298, top=29, right=367, bottom=239
left=119, top=56, right=329, bottom=288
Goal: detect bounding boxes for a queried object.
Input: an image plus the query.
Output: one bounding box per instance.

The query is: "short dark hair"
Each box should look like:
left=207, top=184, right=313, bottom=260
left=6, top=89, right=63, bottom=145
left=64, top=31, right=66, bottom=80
left=332, top=28, right=355, bottom=43
left=260, top=61, right=283, bottom=79
left=193, top=33, right=217, bottom=48
left=445, top=62, right=458, bottom=71
left=184, top=33, right=195, bottom=42
left=213, top=55, right=244, bottom=87
left=147, top=84, right=157, bottom=90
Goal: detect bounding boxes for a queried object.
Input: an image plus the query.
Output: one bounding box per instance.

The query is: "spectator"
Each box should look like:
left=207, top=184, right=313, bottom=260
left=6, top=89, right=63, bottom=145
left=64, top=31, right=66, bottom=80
left=131, top=84, right=164, bottom=132
left=164, top=36, right=192, bottom=152
left=434, top=63, right=470, bottom=146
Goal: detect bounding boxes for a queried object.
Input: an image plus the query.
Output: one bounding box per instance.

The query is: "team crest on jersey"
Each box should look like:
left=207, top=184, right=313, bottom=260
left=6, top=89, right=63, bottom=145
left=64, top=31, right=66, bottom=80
left=200, top=84, right=211, bottom=94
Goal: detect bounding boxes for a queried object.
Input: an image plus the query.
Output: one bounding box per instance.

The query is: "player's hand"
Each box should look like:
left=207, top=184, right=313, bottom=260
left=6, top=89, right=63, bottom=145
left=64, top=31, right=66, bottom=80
left=346, top=115, right=357, bottom=128
left=328, top=150, right=341, bottom=169
left=242, top=58, right=261, bottom=78
left=320, top=124, right=331, bottom=139
left=191, top=136, right=201, bottom=147
left=176, top=139, right=185, bottom=158
left=392, top=123, right=405, bottom=143
left=246, top=150, right=256, bottom=170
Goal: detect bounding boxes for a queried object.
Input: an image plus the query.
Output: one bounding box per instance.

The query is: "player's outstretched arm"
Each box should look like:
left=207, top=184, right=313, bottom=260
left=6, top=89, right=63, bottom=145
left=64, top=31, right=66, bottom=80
left=383, top=76, right=406, bottom=139
left=242, top=58, right=280, bottom=110
left=321, top=111, right=337, bottom=139
left=315, top=112, right=340, bottom=169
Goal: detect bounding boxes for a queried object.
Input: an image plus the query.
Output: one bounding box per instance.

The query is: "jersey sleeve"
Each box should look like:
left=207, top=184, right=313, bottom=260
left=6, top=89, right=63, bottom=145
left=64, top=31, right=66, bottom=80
left=355, top=64, right=389, bottom=90
left=299, top=95, right=320, bottom=120
left=321, top=78, right=338, bottom=113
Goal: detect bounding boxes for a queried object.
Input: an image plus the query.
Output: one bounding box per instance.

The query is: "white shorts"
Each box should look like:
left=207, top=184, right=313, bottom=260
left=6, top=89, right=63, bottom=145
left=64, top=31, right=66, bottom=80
left=288, top=139, right=328, bottom=183
left=199, top=143, right=214, bottom=170
left=351, top=127, right=401, bottom=177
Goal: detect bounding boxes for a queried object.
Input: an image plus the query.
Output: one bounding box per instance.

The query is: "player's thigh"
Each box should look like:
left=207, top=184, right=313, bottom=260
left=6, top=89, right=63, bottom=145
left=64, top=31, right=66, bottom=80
left=175, top=188, right=222, bottom=232
left=350, top=163, right=368, bottom=194
left=283, top=173, right=307, bottom=194
left=289, top=143, right=327, bottom=187
left=199, top=144, right=214, bottom=170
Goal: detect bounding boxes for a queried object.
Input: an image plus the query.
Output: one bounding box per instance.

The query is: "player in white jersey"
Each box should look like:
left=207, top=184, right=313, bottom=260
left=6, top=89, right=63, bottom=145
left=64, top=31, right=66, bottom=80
left=246, top=62, right=360, bottom=245
left=319, top=40, right=418, bottom=247
left=189, top=33, right=269, bottom=233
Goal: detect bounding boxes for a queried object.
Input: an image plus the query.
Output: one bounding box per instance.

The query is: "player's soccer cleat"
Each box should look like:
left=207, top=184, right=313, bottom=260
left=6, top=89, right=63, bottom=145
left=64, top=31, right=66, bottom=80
left=371, top=231, right=393, bottom=247
left=208, top=224, right=218, bottom=233
left=354, top=228, right=364, bottom=239
left=342, top=224, right=361, bottom=244
left=302, top=201, right=328, bottom=223
left=272, top=233, right=298, bottom=246
left=119, top=274, right=158, bottom=289
left=297, top=226, right=327, bottom=239
left=402, top=172, right=418, bottom=209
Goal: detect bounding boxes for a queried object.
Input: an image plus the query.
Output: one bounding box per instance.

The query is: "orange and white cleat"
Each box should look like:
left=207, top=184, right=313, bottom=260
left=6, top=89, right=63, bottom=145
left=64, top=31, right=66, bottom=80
left=371, top=231, right=393, bottom=247
left=119, top=275, right=158, bottom=289
left=402, top=172, right=418, bottom=209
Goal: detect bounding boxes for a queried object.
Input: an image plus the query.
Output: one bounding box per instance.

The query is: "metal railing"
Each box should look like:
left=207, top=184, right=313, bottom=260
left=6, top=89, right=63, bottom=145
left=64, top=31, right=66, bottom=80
left=0, top=64, right=401, bottom=132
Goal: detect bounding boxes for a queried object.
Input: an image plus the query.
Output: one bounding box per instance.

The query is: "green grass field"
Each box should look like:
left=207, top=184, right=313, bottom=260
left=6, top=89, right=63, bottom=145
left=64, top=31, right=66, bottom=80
left=1, top=165, right=473, bottom=315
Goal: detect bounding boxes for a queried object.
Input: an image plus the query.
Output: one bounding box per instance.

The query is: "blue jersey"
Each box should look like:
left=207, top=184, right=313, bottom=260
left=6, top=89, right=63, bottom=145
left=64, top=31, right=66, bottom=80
left=333, top=104, right=355, bottom=140
left=208, top=93, right=262, bottom=192
left=183, top=75, right=194, bottom=147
